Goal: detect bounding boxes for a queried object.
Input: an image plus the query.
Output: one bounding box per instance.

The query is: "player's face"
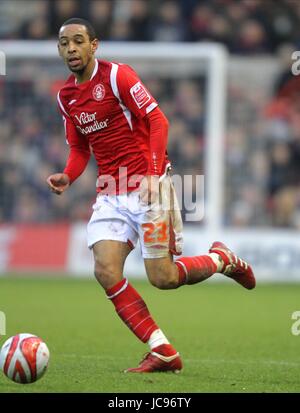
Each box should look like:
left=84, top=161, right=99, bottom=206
left=58, top=24, right=98, bottom=73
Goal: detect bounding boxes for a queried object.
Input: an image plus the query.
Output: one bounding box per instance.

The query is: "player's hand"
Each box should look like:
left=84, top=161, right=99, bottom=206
left=139, top=175, right=160, bottom=206
left=46, top=173, right=70, bottom=195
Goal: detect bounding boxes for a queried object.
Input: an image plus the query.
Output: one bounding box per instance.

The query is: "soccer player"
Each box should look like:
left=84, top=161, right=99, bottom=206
left=47, top=18, right=256, bottom=373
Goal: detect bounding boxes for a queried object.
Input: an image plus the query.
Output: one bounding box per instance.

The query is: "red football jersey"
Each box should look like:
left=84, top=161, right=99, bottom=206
left=57, top=59, right=170, bottom=193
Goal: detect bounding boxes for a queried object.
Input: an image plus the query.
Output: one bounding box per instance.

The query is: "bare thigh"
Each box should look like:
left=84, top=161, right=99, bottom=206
left=93, top=240, right=132, bottom=290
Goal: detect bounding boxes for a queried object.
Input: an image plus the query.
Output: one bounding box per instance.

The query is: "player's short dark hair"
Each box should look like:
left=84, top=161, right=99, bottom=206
left=60, top=18, right=97, bottom=41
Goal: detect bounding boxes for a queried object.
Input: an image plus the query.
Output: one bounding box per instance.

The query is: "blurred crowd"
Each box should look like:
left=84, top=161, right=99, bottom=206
left=1, top=0, right=300, bottom=54
left=226, top=43, right=300, bottom=228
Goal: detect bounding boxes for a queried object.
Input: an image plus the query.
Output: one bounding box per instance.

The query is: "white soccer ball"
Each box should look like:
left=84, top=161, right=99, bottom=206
left=0, top=333, right=50, bottom=384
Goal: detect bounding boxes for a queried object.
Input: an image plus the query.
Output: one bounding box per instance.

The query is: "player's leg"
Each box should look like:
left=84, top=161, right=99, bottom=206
left=93, top=239, right=162, bottom=343
left=92, top=239, right=182, bottom=373
left=144, top=252, right=221, bottom=289
left=88, top=196, right=182, bottom=373
left=144, top=245, right=255, bottom=290
left=141, top=174, right=255, bottom=290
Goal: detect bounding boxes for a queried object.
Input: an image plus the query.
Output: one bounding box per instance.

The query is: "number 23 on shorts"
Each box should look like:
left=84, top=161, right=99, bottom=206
left=142, top=222, right=168, bottom=244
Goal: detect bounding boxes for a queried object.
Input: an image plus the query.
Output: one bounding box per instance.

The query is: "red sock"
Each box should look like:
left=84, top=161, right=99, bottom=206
left=106, top=278, right=159, bottom=343
left=175, top=255, right=217, bottom=285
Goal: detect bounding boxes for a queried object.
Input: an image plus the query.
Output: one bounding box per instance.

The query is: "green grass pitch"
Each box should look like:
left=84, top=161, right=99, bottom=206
left=0, top=276, right=300, bottom=393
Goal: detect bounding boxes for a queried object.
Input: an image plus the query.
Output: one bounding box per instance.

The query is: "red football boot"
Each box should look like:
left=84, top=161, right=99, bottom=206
left=125, top=351, right=183, bottom=373
left=209, top=241, right=256, bottom=290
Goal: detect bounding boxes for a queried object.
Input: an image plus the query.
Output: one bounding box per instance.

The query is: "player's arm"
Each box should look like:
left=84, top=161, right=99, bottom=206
left=116, top=65, right=169, bottom=204
left=139, top=107, right=169, bottom=204
left=145, top=106, right=169, bottom=176
left=47, top=106, right=91, bottom=195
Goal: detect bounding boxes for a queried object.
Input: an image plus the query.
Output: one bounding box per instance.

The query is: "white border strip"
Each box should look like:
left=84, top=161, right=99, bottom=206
left=57, top=91, right=69, bottom=117
left=106, top=278, right=129, bottom=299
left=110, top=62, right=133, bottom=130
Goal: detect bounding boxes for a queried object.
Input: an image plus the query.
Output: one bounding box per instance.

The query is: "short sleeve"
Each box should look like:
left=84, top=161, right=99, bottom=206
left=116, top=64, right=158, bottom=119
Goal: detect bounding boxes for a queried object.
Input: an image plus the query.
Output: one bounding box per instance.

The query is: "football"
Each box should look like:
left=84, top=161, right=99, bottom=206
left=0, top=333, right=50, bottom=384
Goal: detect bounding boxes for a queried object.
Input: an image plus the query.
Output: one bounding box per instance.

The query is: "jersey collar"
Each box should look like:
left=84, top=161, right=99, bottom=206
left=90, top=59, right=99, bottom=80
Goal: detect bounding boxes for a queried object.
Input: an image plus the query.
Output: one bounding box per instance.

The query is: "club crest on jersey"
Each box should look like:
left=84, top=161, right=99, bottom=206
left=130, top=82, right=151, bottom=109
left=93, top=83, right=105, bottom=101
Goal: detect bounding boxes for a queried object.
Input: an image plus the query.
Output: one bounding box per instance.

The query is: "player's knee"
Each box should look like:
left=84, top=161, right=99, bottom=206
left=148, top=270, right=178, bottom=290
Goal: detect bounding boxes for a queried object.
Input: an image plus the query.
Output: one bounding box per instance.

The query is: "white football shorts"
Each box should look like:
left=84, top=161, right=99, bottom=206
left=87, top=173, right=183, bottom=259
